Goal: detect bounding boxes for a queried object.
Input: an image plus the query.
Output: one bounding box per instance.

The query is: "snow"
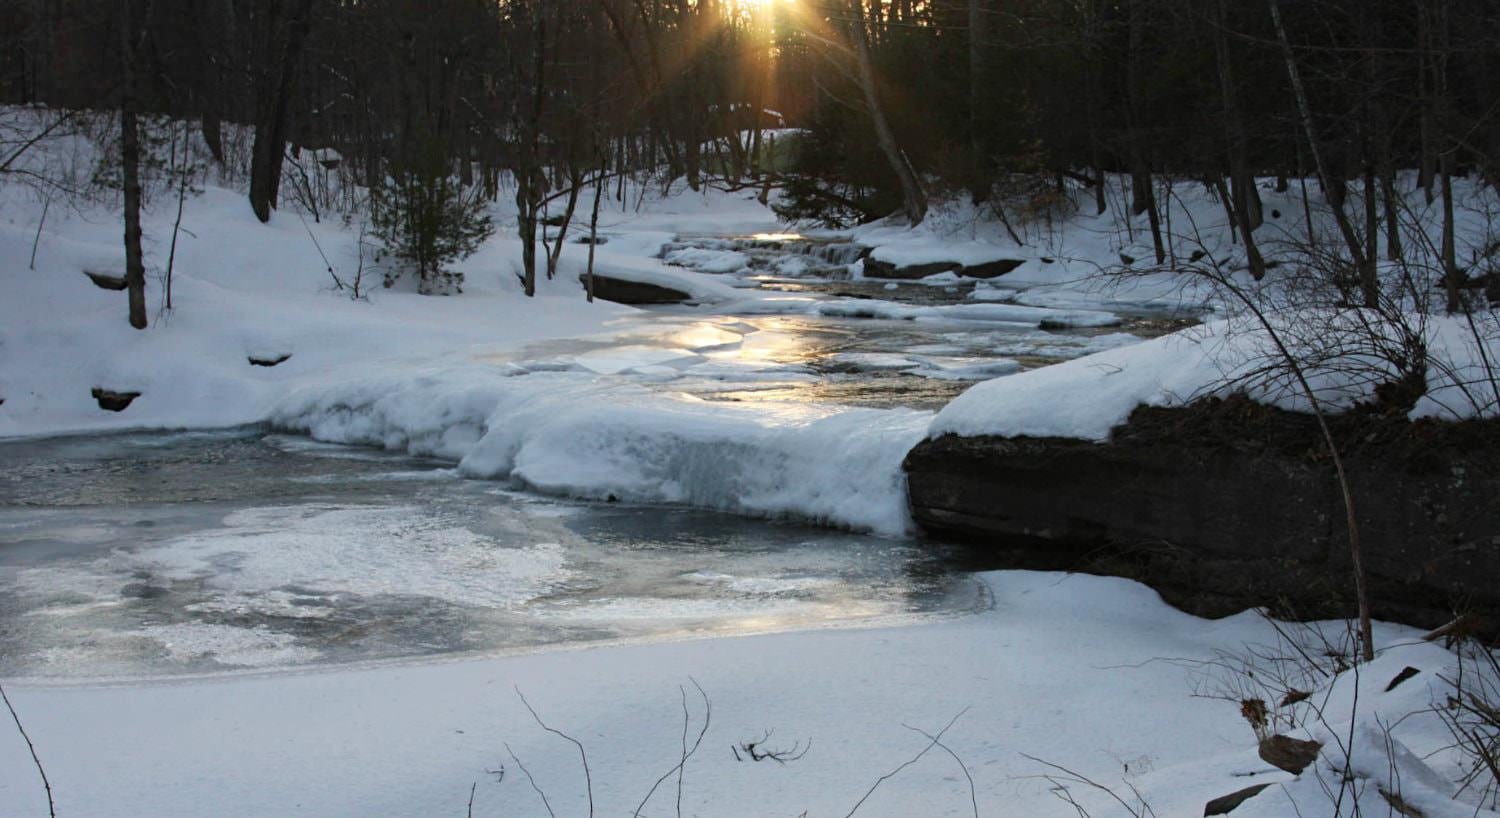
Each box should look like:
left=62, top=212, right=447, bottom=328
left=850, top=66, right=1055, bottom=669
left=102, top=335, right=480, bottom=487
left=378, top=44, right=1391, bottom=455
left=2, top=570, right=1492, bottom=818
left=663, top=246, right=751, bottom=274
left=0, top=186, right=638, bottom=438
left=271, top=369, right=930, bottom=535
left=931, top=312, right=1500, bottom=442
left=930, top=327, right=1230, bottom=441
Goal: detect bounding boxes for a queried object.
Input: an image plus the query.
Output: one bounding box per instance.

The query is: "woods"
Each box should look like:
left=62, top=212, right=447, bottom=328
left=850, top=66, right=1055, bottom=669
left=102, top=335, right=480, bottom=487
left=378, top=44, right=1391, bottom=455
left=3, top=0, right=1500, bottom=363
left=7, top=2, right=1498, bottom=247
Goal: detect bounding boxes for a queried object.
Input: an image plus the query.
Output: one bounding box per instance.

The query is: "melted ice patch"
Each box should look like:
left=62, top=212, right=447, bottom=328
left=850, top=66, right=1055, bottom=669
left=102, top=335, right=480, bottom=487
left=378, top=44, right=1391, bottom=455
left=144, top=505, right=570, bottom=608
left=140, top=622, right=321, bottom=668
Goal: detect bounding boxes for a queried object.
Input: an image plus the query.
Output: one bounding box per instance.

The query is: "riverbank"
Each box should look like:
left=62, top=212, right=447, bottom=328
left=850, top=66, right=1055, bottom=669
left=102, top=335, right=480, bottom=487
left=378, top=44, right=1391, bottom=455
left=3, top=569, right=1485, bottom=818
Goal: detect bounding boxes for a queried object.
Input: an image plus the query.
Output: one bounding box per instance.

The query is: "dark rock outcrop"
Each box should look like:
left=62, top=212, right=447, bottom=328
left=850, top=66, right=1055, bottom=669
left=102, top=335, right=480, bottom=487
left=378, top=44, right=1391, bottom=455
left=84, top=271, right=129, bottom=291
left=863, top=258, right=961, bottom=280
left=862, top=257, right=1025, bottom=280
left=904, top=398, right=1500, bottom=631
left=961, top=258, right=1026, bottom=278
left=1204, top=783, right=1273, bottom=816
left=1384, top=666, right=1421, bottom=691
left=579, top=273, right=690, bottom=305
left=91, top=388, right=141, bottom=412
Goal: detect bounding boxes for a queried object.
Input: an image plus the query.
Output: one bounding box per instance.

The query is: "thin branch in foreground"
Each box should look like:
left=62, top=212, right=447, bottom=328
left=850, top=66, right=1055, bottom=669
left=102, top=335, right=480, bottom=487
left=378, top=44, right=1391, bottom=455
left=505, top=742, right=556, bottom=818
left=633, top=678, right=712, bottom=818
left=516, top=687, right=594, bottom=818
left=1020, top=754, right=1158, bottom=818
left=903, top=723, right=979, bottom=818
left=845, top=708, right=969, bottom=818
left=0, top=681, right=55, bottom=818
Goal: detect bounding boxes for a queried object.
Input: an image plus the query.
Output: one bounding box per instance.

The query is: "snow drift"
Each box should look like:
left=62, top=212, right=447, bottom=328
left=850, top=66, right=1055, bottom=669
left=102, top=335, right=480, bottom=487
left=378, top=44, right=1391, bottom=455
left=271, top=367, right=930, bottom=535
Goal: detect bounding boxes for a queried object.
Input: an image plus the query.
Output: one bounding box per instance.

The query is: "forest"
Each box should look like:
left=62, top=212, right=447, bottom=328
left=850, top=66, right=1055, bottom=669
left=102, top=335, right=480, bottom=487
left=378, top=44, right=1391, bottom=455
left=7, top=1, right=1499, bottom=300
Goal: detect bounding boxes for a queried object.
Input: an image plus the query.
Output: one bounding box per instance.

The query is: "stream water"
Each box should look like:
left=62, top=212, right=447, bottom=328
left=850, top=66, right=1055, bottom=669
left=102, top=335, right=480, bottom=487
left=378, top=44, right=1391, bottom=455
left=0, top=429, right=987, bottom=681
left=0, top=234, right=1194, bottom=683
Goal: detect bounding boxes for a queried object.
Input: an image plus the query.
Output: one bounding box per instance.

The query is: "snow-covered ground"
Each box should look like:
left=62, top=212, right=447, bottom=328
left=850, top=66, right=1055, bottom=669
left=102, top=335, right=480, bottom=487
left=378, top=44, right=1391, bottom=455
left=1, top=571, right=1493, bottom=818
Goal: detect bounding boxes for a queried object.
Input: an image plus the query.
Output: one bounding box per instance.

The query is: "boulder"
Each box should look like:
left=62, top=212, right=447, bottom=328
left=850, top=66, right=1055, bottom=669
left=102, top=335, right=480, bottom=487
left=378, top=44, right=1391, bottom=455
left=862, top=257, right=1024, bottom=280
left=91, top=388, right=141, bottom=412
left=1204, top=783, right=1273, bottom=816
left=862, top=258, right=962, bottom=280
left=1259, top=735, right=1322, bottom=775
left=904, top=398, right=1500, bottom=632
left=579, top=273, right=690, bottom=305
left=959, top=259, right=1026, bottom=278
left=84, top=270, right=128, bottom=291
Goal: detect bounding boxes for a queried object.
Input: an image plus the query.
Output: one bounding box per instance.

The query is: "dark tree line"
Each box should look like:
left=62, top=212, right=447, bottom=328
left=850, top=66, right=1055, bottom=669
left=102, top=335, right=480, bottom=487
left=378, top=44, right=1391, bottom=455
left=3, top=1, right=1498, bottom=312
left=780, top=0, right=1500, bottom=247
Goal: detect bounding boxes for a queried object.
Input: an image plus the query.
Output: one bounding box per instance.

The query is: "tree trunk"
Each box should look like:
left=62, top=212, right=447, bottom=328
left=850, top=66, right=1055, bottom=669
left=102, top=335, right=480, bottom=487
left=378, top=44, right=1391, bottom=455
left=517, top=172, right=539, bottom=298
left=966, top=0, right=989, bottom=204
left=120, top=0, right=147, bottom=330
left=1268, top=0, right=1367, bottom=283
left=1125, top=0, right=1165, bottom=264
left=1417, top=2, right=1436, bottom=203
left=248, top=0, right=315, bottom=223
left=1441, top=153, right=1459, bottom=313
left=1382, top=165, right=1403, bottom=262
left=849, top=0, right=926, bottom=225
left=547, top=170, right=583, bottom=280
left=1215, top=0, right=1265, bottom=279
left=1362, top=164, right=1379, bottom=308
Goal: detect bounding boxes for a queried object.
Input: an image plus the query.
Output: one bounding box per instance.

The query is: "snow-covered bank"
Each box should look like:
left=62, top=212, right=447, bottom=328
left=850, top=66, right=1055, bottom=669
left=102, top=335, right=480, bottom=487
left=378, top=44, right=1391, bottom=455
left=0, top=184, right=640, bottom=438
left=1, top=570, right=1490, bottom=818
left=271, top=367, right=929, bottom=535
left=930, top=315, right=1500, bottom=442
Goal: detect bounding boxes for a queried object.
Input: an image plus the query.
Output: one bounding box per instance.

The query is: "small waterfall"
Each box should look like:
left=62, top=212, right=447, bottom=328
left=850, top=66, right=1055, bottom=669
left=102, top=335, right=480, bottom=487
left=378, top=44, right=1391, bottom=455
left=661, top=235, right=870, bottom=280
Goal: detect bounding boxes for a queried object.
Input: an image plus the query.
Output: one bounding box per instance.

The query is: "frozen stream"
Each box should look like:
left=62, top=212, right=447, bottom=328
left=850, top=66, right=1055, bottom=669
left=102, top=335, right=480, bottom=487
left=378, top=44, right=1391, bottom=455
left=0, top=429, right=986, bottom=681
left=0, top=235, right=1199, bottom=684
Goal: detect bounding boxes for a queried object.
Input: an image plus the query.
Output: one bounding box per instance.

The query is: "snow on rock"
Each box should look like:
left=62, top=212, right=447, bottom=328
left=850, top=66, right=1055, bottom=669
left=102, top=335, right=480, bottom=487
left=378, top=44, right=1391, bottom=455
left=930, top=324, right=1237, bottom=441
left=271, top=368, right=930, bottom=535
left=866, top=238, right=1023, bottom=269
left=932, top=314, right=1500, bottom=442
left=556, top=249, right=744, bottom=303
left=663, top=246, right=751, bottom=274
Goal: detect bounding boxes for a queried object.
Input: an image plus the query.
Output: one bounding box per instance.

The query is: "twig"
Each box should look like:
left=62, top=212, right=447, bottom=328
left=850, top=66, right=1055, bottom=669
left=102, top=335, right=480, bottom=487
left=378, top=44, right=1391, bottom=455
left=506, top=742, right=556, bottom=818
left=0, top=682, right=55, bottom=818
left=164, top=118, right=190, bottom=313
left=845, top=708, right=969, bottom=818
left=296, top=211, right=338, bottom=287
left=1020, top=754, right=1157, bottom=818
left=633, top=679, right=712, bottom=818
left=29, top=195, right=49, bottom=270
left=903, top=723, right=979, bottom=818
left=467, top=781, right=477, bottom=818
left=516, top=687, right=594, bottom=818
